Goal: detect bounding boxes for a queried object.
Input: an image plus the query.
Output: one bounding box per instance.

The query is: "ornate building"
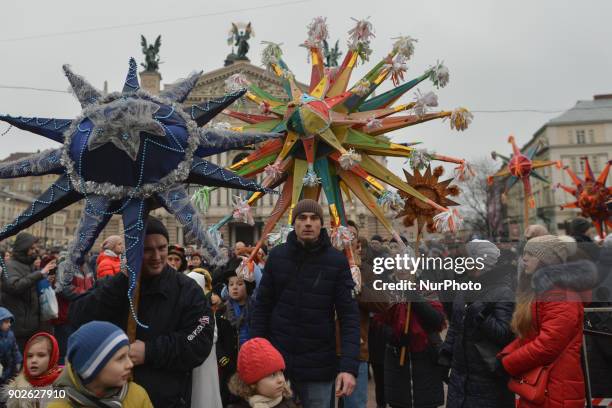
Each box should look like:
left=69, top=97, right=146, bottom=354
left=0, top=154, right=70, bottom=247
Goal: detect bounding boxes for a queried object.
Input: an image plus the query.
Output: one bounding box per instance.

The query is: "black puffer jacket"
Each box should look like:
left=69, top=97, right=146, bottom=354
left=250, top=229, right=360, bottom=381
left=442, top=269, right=516, bottom=408
left=585, top=245, right=612, bottom=398
left=69, top=265, right=213, bottom=408
left=1, top=233, right=43, bottom=339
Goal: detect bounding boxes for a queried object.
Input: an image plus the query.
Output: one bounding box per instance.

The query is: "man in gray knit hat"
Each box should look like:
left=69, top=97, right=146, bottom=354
left=251, top=199, right=360, bottom=408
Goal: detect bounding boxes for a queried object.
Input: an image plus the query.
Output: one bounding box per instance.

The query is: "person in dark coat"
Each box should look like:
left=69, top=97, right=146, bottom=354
left=1, top=233, right=56, bottom=351
left=250, top=199, right=360, bottom=408
left=365, top=243, right=446, bottom=408
left=440, top=240, right=515, bottom=408
left=584, top=238, right=612, bottom=399
left=378, top=248, right=447, bottom=408
left=68, top=217, right=213, bottom=408
left=570, top=217, right=593, bottom=243
left=367, top=242, right=391, bottom=408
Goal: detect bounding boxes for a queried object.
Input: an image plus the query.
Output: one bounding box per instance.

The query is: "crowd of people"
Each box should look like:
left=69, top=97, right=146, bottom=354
left=0, top=199, right=610, bottom=408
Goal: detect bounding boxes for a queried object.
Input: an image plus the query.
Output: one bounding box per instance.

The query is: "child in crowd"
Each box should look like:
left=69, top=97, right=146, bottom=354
left=0, top=308, right=22, bottom=386
left=49, top=321, right=153, bottom=408
left=167, top=245, right=188, bottom=273
left=223, top=266, right=257, bottom=347
left=4, top=332, right=62, bottom=408
left=188, top=252, right=203, bottom=271
left=96, top=236, right=124, bottom=278
left=215, top=249, right=262, bottom=406
left=228, top=338, right=297, bottom=408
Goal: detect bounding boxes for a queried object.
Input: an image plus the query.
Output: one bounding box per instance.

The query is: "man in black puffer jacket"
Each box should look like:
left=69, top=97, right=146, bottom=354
left=251, top=199, right=360, bottom=408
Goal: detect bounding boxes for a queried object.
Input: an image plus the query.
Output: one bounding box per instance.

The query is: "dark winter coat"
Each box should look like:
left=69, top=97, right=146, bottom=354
left=383, top=298, right=447, bottom=408
left=353, top=244, right=391, bottom=361
left=0, top=308, right=22, bottom=383
left=69, top=265, right=214, bottom=408
left=501, top=259, right=598, bottom=408
left=584, top=246, right=612, bottom=398
left=1, top=233, right=44, bottom=339
left=215, top=308, right=239, bottom=407
left=442, top=269, right=515, bottom=408
left=250, top=229, right=360, bottom=381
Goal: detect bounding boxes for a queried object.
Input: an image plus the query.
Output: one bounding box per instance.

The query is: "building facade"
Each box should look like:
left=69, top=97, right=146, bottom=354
left=0, top=187, right=69, bottom=248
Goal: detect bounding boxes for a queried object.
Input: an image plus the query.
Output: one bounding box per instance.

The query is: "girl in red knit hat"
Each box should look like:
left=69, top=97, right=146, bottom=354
left=228, top=337, right=297, bottom=408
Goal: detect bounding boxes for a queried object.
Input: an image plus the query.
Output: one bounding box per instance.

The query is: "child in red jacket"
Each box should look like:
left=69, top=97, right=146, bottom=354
left=96, top=235, right=124, bottom=278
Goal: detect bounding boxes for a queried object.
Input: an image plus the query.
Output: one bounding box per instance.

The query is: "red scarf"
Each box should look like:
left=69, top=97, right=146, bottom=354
left=24, top=332, right=62, bottom=387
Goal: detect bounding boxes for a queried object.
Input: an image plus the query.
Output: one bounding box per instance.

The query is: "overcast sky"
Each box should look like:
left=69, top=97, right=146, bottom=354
left=1, top=0, right=611, bottom=176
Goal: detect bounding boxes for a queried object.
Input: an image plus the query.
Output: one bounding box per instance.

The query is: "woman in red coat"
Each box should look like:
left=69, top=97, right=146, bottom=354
left=96, top=235, right=124, bottom=278
left=499, top=235, right=598, bottom=408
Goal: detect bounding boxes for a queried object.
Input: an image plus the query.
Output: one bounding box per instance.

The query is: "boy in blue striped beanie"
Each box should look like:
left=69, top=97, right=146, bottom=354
left=50, top=321, right=153, bottom=407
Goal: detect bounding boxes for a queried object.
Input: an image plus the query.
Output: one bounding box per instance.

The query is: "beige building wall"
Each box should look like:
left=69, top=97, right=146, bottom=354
left=0, top=189, right=69, bottom=247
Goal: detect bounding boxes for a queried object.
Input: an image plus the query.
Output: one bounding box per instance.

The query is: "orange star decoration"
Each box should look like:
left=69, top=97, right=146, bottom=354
left=488, top=135, right=561, bottom=229
left=397, top=165, right=460, bottom=239
left=556, top=157, right=611, bottom=238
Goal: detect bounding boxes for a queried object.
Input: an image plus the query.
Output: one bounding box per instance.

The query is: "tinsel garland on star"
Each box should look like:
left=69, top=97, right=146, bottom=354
left=0, top=58, right=279, bottom=327
left=556, top=157, right=611, bottom=238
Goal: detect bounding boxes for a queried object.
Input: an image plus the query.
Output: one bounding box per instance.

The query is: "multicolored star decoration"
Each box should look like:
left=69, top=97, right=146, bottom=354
left=397, top=165, right=460, bottom=240
left=0, top=58, right=278, bottom=327
left=488, top=135, right=561, bottom=229
left=556, top=157, right=611, bottom=238
left=199, top=16, right=474, bottom=282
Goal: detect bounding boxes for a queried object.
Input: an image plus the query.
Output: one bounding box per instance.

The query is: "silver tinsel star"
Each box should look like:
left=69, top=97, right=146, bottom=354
left=87, top=98, right=166, bottom=161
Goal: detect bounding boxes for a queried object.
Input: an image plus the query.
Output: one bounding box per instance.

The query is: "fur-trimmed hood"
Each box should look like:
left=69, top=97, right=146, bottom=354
left=532, top=259, right=598, bottom=295
left=2, top=373, right=53, bottom=408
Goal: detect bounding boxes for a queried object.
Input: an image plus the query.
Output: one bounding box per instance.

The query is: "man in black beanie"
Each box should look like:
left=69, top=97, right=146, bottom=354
left=570, top=216, right=593, bottom=242
left=69, top=216, right=213, bottom=407
left=251, top=199, right=360, bottom=407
